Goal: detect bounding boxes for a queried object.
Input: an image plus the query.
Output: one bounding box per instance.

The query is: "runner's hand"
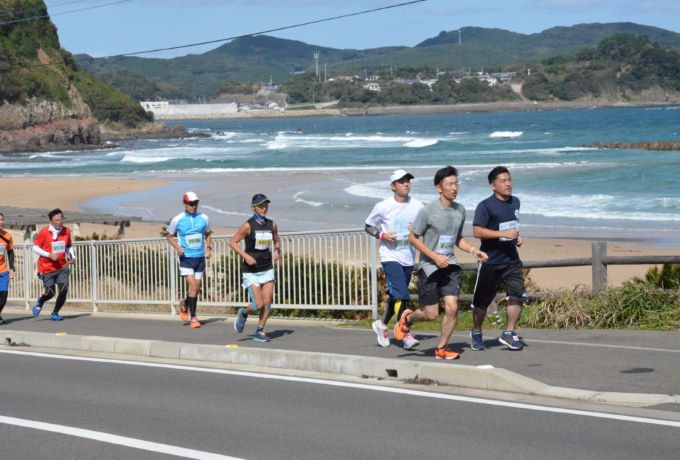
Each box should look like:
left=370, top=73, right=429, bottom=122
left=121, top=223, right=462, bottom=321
left=48, top=253, right=59, bottom=261
left=432, top=252, right=449, bottom=269
left=472, top=248, right=489, bottom=263
left=244, top=255, right=257, bottom=266
left=205, top=247, right=212, bottom=259
left=516, top=236, right=523, bottom=247
left=382, top=231, right=397, bottom=244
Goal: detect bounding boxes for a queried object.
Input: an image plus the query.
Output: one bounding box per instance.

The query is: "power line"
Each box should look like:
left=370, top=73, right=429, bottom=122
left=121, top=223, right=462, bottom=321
left=10, top=0, right=426, bottom=70
left=0, top=0, right=132, bottom=25
left=86, top=0, right=426, bottom=59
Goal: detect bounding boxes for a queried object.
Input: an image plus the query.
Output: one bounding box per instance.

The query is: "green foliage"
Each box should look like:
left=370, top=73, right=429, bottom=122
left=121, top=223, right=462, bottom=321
left=99, top=71, right=164, bottom=101
left=640, top=264, right=680, bottom=289
left=215, top=81, right=258, bottom=96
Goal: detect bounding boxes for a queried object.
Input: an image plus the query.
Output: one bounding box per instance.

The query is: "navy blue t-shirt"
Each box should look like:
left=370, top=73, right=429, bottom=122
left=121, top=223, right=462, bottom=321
left=473, top=195, right=520, bottom=265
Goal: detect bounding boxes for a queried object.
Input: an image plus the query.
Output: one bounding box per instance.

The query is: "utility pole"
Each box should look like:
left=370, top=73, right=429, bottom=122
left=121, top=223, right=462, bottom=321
left=314, top=51, right=320, bottom=82
left=458, top=29, right=462, bottom=46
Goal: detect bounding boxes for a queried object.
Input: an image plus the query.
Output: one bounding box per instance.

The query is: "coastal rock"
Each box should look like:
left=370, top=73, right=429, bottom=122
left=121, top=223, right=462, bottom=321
left=0, top=118, right=102, bottom=154
left=586, top=141, right=680, bottom=151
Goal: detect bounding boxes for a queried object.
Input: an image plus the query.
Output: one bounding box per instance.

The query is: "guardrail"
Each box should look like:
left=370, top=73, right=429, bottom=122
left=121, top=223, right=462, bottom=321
left=8, top=234, right=678, bottom=318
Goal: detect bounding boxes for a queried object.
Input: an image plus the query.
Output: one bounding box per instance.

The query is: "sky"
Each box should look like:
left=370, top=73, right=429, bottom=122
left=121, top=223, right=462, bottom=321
left=44, top=0, right=680, bottom=59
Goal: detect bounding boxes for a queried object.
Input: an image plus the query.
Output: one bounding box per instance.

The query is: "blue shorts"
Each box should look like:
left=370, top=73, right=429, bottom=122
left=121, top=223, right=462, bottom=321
left=0, top=271, right=9, bottom=291
left=179, top=256, right=206, bottom=279
left=381, top=261, right=413, bottom=300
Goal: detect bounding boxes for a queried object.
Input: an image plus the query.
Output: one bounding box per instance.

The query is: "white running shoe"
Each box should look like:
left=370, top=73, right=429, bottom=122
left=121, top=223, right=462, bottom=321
left=402, top=332, right=420, bottom=350
left=371, top=320, right=390, bottom=347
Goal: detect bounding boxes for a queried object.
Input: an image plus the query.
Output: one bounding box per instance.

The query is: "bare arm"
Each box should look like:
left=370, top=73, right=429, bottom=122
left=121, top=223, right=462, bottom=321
left=204, top=231, right=213, bottom=259
left=272, top=222, right=281, bottom=263
left=408, top=231, right=449, bottom=269
left=166, top=233, right=183, bottom=255
left=229, top=222, right=256, bottom=266
left=456, top=236, right=488, bottom=262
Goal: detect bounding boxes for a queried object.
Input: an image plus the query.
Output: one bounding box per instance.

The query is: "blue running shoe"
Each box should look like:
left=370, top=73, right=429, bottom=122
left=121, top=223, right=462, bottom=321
left=50, top=313, right=63, bottom=321
left=32, top=303, right=42, bottom=318
left=0, top=316, right=5, bottom=325
left=252, top=329, right=270, bottom=343
left=499, top=331, right=523, bottom=350
left=234, top=308, right=247, bottom=333
left=470, top=330, right=485, bottom=351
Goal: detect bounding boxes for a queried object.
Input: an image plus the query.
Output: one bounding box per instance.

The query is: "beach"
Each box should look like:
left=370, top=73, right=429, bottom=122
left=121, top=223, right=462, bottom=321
left=0, top=176, right=676, bottom=292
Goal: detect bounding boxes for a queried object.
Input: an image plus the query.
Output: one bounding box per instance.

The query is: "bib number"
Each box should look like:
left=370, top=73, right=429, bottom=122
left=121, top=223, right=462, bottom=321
left=499, top=220, right=518, bottom=242
left=52, top=241, right=66, bottom=254
left=255, top=231, right=272, bottom=251
left=186, top=233, right=203, bottom=249
left=395, top=232, right=409, bottom=249
left=0, top=245, right=5, bottom=256
left=435, top=235, right=455, bottom=256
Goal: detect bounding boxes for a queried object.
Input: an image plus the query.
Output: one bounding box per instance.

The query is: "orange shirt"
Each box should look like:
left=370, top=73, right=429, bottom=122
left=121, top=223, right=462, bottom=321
left=0, top=230, right=13, bottom=273
left=34, top=226, right=72, bottom=274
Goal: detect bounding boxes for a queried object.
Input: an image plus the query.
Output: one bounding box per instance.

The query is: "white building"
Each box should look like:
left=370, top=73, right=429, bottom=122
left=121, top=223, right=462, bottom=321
left=363, top=83, right=381, bottom=92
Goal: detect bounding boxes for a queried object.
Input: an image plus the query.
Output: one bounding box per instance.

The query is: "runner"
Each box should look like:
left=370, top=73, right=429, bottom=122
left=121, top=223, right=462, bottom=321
left=229, top=194, right=280, bottom=342
left=166, top=191, right=212, bottom=329
left=0, top=213, right=15, bottom=325
left=32, top=209, right=76, bottom=321
left=471, top=166, right=527, bottom=351
left=397, top=166, right=488, bottom=360
left=365, top=169, right=423, bottom=349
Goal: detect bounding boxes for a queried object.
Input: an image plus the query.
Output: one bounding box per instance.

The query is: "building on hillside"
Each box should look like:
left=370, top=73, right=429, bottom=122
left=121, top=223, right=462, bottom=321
left=363, top=83, right=381, bottom=92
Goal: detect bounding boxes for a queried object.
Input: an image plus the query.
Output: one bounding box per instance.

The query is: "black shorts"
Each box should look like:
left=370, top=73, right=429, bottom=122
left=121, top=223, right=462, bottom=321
left=418, top=266, right=461, bottom=306
left=471, top=260, right=526, bottom=309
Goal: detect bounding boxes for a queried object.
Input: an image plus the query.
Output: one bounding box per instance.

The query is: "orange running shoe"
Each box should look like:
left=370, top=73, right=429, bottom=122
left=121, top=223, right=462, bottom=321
left=178, top=299, right=189, bottom=322
left=434, top=346, right=460, bottom=360
left=190, top=317, right=201, bottom=329
left=394, top=309, right=413, bottom=342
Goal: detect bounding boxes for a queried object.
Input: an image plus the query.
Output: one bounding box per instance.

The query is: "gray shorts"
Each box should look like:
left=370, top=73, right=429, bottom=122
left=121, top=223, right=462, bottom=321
left=39, top=267, right=71, bottom=291
left=418, top=266, right=461, bottom=306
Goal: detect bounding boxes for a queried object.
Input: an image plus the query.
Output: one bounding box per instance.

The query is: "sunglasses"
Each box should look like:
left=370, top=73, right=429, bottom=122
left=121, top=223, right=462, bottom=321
left=184, top=201, right=199, bottom=206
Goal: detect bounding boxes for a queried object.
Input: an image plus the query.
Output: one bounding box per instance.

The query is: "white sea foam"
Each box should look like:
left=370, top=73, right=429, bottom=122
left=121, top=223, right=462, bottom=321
left=489, top=131, right=524, bottom=138
left=211, top=131, right=239, bottom=140
left=404, top=138, right=438, bottom=148
left=293, top=191, right=324, bottom=207
left=201, top=205, right=250, bottom=218
left=121, top=155, right=171, bottom=164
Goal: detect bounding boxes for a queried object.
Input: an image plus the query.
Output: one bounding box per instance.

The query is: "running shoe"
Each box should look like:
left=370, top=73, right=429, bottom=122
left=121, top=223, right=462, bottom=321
left=252, top=329, right=271, bottom=342
left=234, top=308, right=247, bottom=333
left=402, top=332, right=420, bottom=350
left=50, top=313, right=63, bottom=321
left=371, top=320, right=390, bottom=347
left=178, top=299, right=189, bottom=322
left=0, top=316, right=5, bottom=325
left=470, top=330, right=485, bottom=351
left=499, top=331, right=523, bottom=350
left=190, top=317, right=201, bottom=329
left=434, top=346, right=460, bottom=360
left=394, top=309, right=413, bottom=342
left=32, top=303, right=42, bottom=318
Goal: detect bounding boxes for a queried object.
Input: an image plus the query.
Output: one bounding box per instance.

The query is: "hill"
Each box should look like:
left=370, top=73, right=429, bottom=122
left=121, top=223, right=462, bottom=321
left=77, top=23, right=680, bottom=101
left=0, top=0, right=155, bottom=153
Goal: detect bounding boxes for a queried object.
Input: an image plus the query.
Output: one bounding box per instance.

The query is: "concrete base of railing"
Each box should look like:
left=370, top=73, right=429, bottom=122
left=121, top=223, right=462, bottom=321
left=4, top=330, right=679, bottom=408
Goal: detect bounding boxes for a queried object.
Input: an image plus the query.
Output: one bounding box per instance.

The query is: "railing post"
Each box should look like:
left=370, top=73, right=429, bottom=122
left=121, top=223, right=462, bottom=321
left=370, top=236, right=378, bottom=319
left=90, top=241, right=98, bottom=313
left=168, top=244, right=177, bottom=315
left=23, top=243, right=31, bottom=309
left=592, top=241, right=607, bottom=294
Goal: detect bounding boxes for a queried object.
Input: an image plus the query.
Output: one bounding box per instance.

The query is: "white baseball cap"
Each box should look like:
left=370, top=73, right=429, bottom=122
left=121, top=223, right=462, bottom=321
left=183, top=191, right=199, bottom=202
left=390, top=169, right=414, bottom=183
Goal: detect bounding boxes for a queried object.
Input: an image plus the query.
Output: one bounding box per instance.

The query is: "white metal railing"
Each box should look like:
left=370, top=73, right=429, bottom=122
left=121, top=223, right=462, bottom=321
left=10, top=229, right=379, bottom=317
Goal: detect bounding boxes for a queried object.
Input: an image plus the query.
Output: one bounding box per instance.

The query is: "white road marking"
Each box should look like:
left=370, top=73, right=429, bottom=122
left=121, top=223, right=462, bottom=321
left=2, top=349, right=679, bottom=429
left=0, top=414, right=243, bottom=460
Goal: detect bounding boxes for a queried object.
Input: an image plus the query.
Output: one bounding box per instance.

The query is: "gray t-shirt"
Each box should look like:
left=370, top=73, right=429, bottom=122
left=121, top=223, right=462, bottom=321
left=412, top=199, right=466, bottom=277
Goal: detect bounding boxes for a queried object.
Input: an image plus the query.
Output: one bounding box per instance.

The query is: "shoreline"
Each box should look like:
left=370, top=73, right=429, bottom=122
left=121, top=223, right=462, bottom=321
left=0, top=176, right=677, bottom=291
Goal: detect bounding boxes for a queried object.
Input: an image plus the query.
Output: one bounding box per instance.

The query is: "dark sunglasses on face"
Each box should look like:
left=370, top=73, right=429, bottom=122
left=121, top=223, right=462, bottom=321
left=184, top=201, right=199, bottom=206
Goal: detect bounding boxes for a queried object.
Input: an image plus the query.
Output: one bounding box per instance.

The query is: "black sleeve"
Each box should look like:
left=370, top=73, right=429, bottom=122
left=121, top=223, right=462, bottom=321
left=7, top=249, right=15, bottom=271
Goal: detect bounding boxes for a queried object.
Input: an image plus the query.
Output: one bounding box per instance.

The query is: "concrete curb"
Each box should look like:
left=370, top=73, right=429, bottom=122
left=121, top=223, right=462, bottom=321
left=4, top=330, right=679, bottom=408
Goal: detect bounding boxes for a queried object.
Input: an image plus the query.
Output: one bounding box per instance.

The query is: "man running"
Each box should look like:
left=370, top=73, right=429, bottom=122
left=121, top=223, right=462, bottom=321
left=365, top=169, right=423, bottom=349
left=471, top=166, right=527, bottom=351
left=32, top=209, right=75, bottom=321
left=230, top=194, right=280, bottom=343
left=167, top=191, right=212, bottom=329
left=397, top=166, right=488, bottom=360
left=0, top=213, right=15, bottom=325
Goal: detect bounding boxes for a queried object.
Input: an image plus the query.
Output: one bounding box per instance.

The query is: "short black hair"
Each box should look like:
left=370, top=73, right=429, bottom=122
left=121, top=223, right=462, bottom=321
left=488, top=166, right=509, bottom=184
left=0, top=212, right=4, bottom=218
left=434, top=165, right=458, bottom=186
left=48, top=208, right=63, bottom=220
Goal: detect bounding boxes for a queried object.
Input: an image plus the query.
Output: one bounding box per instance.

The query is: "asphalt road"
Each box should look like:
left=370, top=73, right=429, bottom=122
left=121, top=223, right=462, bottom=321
left=2, top=312, right=680, bottom=396
left=1, top=350, right=679, bottom=459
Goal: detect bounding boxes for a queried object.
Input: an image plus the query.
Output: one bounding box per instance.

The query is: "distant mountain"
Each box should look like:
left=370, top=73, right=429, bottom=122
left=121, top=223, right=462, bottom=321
left=77, top=23, right=680, bottom=101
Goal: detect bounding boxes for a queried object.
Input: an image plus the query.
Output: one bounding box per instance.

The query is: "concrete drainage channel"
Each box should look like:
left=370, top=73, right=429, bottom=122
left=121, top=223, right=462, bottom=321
left=4, top=330, right=680, bottom=408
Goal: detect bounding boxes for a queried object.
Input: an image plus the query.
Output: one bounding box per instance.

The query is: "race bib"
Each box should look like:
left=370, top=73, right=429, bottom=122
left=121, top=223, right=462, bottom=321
left=435, top=235, right=455, bottom=256
left=0, top=244, right=5, bottom=256
left=395, top=232, right=410, bottom=249
left=499, top=220, right=519, bottom=242
left=52, top=241, right=66, bottom=254
left=255, top=231, right=272, bottom=251
left=186, top=233, right=203, bottom=249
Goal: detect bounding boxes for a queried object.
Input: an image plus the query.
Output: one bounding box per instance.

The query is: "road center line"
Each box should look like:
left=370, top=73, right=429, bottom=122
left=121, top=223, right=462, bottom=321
left=0, top=414, right=242, bottom=460
left=2, top=349, right=679, bottom=429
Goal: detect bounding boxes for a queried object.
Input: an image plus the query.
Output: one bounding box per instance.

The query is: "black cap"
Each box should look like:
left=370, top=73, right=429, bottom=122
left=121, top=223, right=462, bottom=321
left=251, top=193, right=271, bottom=206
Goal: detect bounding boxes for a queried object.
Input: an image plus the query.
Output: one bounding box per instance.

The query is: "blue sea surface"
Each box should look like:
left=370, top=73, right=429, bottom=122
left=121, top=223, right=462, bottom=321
left=5, top=106, right=680, bottom=242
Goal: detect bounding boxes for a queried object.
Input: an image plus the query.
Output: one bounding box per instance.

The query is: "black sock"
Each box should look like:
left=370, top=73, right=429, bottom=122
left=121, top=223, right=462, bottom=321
left=188, top=296, right=197, bottom=318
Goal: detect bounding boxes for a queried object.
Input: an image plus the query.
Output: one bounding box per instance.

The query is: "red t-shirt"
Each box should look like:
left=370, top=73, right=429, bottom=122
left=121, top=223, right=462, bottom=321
left=34, top=226, right=72, bottom=274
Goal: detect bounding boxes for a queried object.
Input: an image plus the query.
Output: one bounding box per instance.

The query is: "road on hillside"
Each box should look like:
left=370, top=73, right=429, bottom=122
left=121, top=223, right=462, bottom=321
left=0, top=350, right=678, bottom=460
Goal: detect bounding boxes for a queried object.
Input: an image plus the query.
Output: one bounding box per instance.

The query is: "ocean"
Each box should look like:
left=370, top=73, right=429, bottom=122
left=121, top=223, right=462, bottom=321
left=4, top=106, right=680, bottom=244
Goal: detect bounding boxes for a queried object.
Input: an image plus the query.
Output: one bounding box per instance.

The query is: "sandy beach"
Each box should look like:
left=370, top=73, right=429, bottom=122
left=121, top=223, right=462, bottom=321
left=0, top=176, right=677, bottom=292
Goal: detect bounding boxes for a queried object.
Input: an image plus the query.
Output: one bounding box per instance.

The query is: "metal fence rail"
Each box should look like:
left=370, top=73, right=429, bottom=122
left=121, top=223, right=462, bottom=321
left=9, top=229, right=378, bottom=317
